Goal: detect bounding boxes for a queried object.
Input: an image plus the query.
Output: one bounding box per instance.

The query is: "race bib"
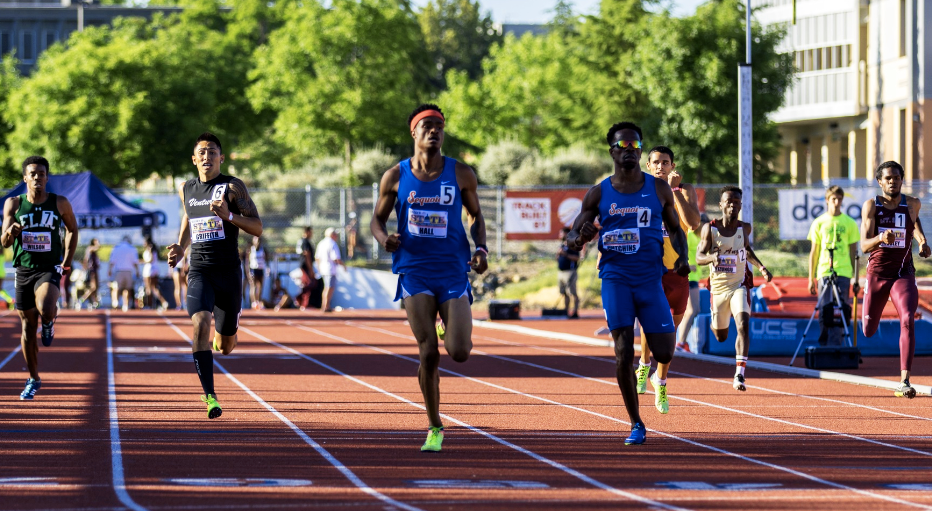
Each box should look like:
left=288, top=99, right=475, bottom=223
left=22, top=231, right=51, bottom=252
left=407, top=208, right=448, bottom=238
left=714, top=254, right=738, bottom=274
left=879, top=227, right=907, bottom=248
left=602, top=228, right=640, bottom=254
left=190, top=216, right=226, bottom=243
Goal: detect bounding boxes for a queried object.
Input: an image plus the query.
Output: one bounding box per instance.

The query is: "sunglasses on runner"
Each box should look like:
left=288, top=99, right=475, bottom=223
left=610, top=139, right=642, bottom=150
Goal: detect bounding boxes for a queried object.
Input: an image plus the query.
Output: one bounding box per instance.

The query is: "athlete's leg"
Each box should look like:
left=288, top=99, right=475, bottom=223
left=34, top=282, right=60, bottom=325
left=862, top=273, right=894, bottom=338
left=612, top=326, right=642, bottom=425
left=888, top=276, right=919, bottom=380
left=437, top=295, right=471, bottom=363
left=172, top=271, right=184, bottom=310
left=405, top=292, right=443, bottom=428
left=677, top=284, right=700, bottom=348
left=711, top=290, right=733, bottom=342
left=18, top=309, right=39, bottom=379
left=255, top=273, right=265, bottom=309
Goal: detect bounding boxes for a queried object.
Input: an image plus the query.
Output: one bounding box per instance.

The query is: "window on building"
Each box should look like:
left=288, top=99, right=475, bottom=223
left=0, top=32, right=10, bottom=58
left=42, top=31, right=57, bottom=51
left=21, top=31, right=35, bottom=62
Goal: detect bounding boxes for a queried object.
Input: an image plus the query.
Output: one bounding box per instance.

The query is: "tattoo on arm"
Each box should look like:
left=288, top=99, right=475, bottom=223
left=230, top=179, right=259, bottom=218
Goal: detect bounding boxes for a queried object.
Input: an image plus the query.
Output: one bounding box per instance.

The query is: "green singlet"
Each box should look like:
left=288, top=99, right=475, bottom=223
left=12, top=193, right=64, bottom=270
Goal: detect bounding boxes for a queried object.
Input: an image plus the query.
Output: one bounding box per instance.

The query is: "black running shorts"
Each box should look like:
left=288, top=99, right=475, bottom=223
left=15, top=267, right=62, bottom=311
left=187, top=265, right=242, bottom=336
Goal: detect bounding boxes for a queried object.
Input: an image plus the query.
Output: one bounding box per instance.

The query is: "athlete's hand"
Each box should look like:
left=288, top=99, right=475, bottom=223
left=578, top=221, right=598, bottom=247
left=808, top=278, right=817, bottom=295
left=210, top=197, right=230, bottom=221
left=880, top=229, right=896, bottom=245
left=709, top=246, right=721, bottom=266
left=761, top=267, right=773, bottom=283
left=674, top=256, right=690, bottom=277
left=6, top=222, right=22, bottom=239
left=382, top=233, right=401, bottom=253
left=469, top=249, right=488, bottom=274
left=667, top=170, right=682, bottom=189
left=920, top=242, right=931, bottom=258
left=166, top=243, right=183, bottom=268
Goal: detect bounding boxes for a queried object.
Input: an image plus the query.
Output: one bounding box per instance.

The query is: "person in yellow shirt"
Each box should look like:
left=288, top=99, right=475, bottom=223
left=0, top=247, right=12, bottom=306
left=807, top=185, right=860, bottom=345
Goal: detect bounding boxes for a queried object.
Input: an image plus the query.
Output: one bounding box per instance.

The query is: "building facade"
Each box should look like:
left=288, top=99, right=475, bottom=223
left=759, top=0, right=931, bottom=184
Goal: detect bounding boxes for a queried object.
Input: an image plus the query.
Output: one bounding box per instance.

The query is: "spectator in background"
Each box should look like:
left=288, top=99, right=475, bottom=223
left=248, top=235, right=269, bottom=309
left=78, top=238, right=101, bottom=309
left=0, top=247, right=12, bottom=307
left=556, top=226, right=581, bottom=318
left=172, top=246, right=188, bottom=311
left=109, top=236, right=139, bottom=312
left=346, top=212, right=359, bottom=259
left=316, top=227, right=344, bottom=312
left=296, top=226, right=316, bottom=310
left=142, top=236, right=168, bottom=310
left=271, top=275, right=294, bottom=312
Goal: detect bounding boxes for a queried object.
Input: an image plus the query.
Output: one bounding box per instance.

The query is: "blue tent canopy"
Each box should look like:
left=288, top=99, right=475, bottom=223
left=4, top=172, right=159, bottom=229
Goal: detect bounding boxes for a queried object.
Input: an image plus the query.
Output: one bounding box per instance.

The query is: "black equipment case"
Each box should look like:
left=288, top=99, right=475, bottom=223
left=488, top=300, right=520, bottom=320
left=804, top=346, right=860, bottom=370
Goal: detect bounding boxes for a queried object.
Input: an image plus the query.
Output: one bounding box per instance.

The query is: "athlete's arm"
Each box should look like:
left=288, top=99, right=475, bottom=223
left=567, top=184, right=601, bottom=250
left=742, top=225, right=772, bottom=282
left=167, top=183, right=189, bottom=268
left=459, top=163, right=488, bottom=274
left=860, top=199, right=892, bottom=252
left=1, top=196, right=21, bottom=249
left=370, top=164, right=401, bottom=252
left=912, top=213, right=931, bottom=258
left=220, top=178, right=262, bottom=237
left=695, top=222, right=719, bottom=267
left=657, top=178, right=690, bottom=277
left=672, top=183, right=702, bottom=232
left=57, top=196, right=79, bottom=269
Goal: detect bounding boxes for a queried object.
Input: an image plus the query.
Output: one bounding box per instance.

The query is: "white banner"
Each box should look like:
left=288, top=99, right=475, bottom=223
left=81, top=193, right=180, bottom=247
left=504, top=197, right=551, bottom=234
left=778, top=188, right=875, bottom=240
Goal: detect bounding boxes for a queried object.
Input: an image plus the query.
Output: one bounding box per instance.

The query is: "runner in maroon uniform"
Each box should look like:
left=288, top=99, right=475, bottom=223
left=860, top=161, right=931, bottom=398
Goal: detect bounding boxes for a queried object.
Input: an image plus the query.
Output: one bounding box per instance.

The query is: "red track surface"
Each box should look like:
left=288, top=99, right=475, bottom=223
left=2, top=309, right=932, bottom=510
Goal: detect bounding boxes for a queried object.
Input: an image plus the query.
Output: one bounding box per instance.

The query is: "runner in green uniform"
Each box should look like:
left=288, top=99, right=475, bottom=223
left=1, top=156, right=78, bottom=400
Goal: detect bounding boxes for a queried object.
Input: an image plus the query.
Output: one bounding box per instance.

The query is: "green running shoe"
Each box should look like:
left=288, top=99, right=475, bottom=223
left=636, top=364, right=650, bottom=394
left=421, top=426, right=444, bottom=452
left=650, top=372, right=668, bottom=414
left=201, top=394, right=222, bottom=419
left=436, top=321, right=446, bottom=341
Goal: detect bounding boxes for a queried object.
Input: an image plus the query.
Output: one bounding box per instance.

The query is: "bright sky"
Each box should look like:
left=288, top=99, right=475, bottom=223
left=410, top=0, right=710, bottom=24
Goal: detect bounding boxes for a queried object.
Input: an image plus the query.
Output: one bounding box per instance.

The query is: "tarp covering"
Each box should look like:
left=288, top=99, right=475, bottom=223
left=4, top=172, right=159, bottom=229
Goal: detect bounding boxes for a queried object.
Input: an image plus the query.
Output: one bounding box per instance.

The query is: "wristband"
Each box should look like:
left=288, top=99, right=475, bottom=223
left=671, top=187, right=682, bottom=192
left=760, top=266, right=768, bottom=273
left=228, top=212, right=233, bottom=222
left=475, top=245, right=488, bottom=255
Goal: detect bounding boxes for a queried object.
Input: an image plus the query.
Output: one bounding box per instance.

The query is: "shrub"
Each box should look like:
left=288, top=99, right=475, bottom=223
left=478, top=140, right=538, bottom=185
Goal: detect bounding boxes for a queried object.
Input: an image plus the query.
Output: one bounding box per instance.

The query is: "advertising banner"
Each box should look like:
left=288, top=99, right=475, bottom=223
left=504, top=190, right=587, bottom=240
left=777, top=188, right=875, bottom=240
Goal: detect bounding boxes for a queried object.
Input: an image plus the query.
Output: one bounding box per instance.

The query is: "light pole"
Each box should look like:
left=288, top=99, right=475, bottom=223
left=738, top=0, right=753, bottom=235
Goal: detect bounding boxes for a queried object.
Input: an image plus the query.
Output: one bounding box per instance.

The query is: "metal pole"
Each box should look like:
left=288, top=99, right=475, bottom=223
left=304, top=184, right=311, bottom=228
left=77, top=1, right=84, bottom=32
left=339, top=187, right=347, bottom=251
left=738, top=0, right=753, bottom=237
left=496, top=186, right=504, bottom=259
left=371, top=182, right=379, bottom=261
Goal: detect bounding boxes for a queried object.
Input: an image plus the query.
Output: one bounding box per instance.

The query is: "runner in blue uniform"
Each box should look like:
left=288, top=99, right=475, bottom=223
left=567, top=122, right=689, bottom=445
left=371, top=104, right=488, bottom=452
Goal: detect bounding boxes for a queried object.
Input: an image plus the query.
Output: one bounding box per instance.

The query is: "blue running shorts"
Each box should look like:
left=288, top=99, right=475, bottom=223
left=395, top=272, right=473, bottom=305
left=602, top=277, right=675, bottom=333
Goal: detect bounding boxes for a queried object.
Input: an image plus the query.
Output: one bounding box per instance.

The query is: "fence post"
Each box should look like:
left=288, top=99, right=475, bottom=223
left=304, top=184, right=311, bottom=229
left=340, top=187, right=347, bottom=249
left=496, top=186, right=504, bottom=259
left=371, top=182, right=379, bottom=261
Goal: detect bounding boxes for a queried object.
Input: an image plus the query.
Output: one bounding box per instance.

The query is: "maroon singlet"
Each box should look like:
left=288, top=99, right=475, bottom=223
left=866, top=195, right=914, bottom=278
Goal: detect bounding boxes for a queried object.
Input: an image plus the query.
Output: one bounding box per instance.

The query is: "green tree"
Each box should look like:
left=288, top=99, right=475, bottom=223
left=629, top=0, right=795, bottom=183
left=249, top=0, right=432, bottom=169
left=0, top=56, right=22, bottom=187
left=4, top=2, right=269, bottom=186
left=418, top=0, right=501, bottom=88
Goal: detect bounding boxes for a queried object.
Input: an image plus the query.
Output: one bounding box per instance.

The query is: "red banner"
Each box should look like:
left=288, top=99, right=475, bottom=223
left=504, top=190, right=588, bottom=240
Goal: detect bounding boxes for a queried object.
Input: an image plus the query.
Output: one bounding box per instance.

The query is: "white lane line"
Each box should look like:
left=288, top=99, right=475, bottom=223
left=159, top=318, right=423, bottom=511
left=105, top=311, right=148, bottom=511
left=357, top=324, right=932, bottom=457
left=470, top=333, right=932, bottom=423
left=0, top=310, right=23, bottom=371
left=239, top=325, right=688, bottom=511
left=332, top=322, right=931, bottom=510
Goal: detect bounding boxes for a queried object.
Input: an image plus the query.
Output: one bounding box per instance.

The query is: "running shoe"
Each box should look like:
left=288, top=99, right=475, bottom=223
left=733, top=374, right=747, bottom=392
left=636, top=364, right=650, bottom=394
left=213, top=337, right=221, bottom=352
left=421, top=426, right=444, bottom=452
left=895, top=381, right=917, bottom=399
left=20, top=378, right=41, bottom=400
left=624, top=422, right=646, bottom=445
left=650, top=372, right=669, bottom=414
left=675, top=342, right=691, bottom=353
left=436, top=320, right=446, bottom=341
left=40, top=319, right=55, bottom=347
left=201, top=394, right=222, bottom=419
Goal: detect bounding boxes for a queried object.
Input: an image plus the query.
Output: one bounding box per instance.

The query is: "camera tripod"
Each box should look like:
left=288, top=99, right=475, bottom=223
left=789, top=246, right=854, bottom=366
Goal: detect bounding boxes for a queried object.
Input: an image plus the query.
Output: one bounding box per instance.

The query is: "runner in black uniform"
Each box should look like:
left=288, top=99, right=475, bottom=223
left=1, top=156, right=78, bottom=400
left=167, top=133, right=262, bottom=419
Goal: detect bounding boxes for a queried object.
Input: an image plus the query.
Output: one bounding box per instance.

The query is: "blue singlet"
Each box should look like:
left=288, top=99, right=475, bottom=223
left=597, top=173, right=665, bottom=281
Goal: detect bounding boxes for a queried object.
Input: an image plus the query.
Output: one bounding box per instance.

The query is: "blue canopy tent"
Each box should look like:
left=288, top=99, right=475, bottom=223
left=3, top=172, right=160, bottom=229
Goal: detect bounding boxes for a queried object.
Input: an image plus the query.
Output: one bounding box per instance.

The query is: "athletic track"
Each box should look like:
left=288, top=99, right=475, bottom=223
left=2, top=308, right=932, bottom=511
